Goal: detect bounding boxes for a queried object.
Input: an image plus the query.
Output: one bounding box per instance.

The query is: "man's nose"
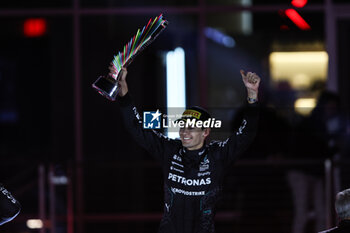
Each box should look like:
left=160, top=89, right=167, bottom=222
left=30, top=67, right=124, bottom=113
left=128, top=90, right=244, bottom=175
left=184, top=128, right=191, bottom=134
left=180, top=128, right=189, bottom=134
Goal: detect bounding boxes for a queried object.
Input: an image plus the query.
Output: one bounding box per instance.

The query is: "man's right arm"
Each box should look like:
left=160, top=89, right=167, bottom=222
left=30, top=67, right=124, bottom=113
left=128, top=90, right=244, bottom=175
left=115, top=67, right=129, bottom=97
left=116, top=68, right=176, bottom=161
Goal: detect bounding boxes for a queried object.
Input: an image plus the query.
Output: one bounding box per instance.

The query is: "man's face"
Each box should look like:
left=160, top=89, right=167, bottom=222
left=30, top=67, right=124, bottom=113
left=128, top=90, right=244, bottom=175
left=179, top=126, right=210, bottom=150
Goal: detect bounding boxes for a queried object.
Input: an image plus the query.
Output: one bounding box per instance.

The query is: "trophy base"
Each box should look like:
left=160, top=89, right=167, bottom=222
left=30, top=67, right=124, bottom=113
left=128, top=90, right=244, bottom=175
left=92, top=75, right=119, bottom=101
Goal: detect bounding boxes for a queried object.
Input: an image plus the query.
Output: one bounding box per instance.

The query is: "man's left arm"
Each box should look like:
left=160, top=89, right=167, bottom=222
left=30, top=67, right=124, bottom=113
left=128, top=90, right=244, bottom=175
left=219, top=70, right=260, bottom=165
left=241, top=69, right=260, bottom=104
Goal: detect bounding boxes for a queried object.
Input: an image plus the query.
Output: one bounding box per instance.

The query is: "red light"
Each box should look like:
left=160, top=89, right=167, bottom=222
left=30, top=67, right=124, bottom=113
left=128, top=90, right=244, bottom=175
left=23, top=18, right=47, bottom=37
left=280, top=25, right=290, bottom=30
left=285, top=9, right=311, bottom=30
left=291, top=0, right=308, bottom=8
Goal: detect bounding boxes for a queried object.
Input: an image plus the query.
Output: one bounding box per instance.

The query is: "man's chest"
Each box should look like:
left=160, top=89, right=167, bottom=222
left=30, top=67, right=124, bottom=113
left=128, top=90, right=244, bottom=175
left=165, top=151, right=215, bottom=195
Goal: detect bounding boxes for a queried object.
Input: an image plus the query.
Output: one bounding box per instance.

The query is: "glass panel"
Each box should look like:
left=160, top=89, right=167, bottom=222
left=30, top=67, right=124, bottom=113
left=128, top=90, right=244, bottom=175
left=0, top=16, right=73, bottom=232
left=337, top=19, right=350, bottom=117
left=0, top=17, right=73, bottom=160
left=333, top=19, right=350, bottom=194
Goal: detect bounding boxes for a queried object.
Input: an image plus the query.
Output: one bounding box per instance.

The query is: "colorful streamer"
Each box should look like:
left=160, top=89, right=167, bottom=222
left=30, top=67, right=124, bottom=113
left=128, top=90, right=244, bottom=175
left=111, top=14, right=168, bottom=77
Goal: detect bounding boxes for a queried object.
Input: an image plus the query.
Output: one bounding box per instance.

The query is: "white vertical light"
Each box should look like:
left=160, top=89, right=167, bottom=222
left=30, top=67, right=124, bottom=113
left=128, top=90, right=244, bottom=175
left=241, top=0, right=252, bottom=35
left=166, top=47, right=186, bottom=139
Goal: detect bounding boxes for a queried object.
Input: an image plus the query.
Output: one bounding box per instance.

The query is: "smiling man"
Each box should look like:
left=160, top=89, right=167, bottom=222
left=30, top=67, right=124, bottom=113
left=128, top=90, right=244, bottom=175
left=177, top=106, right=212, bottom=150
left=115, top=67, right=260, bottom=233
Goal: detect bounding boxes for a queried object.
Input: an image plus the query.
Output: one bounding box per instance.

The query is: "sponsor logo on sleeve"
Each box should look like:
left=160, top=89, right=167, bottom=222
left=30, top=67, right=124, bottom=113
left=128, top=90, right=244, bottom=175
left=236, top=119, right=247, bottom=135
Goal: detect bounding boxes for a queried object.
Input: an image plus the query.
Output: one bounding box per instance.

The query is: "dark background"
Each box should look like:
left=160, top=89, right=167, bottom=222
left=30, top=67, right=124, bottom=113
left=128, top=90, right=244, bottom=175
left=1, top=0, right=350, bottom=233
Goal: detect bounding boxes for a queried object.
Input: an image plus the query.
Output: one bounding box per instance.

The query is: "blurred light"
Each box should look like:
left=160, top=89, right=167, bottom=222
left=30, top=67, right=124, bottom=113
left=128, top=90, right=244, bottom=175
left=204, top=27, right=235, bottom=48
left=285, top=9, right=311, bottom=30
left=27, top=219, right=43, bottom=229
left=23, top=18, right=47, bottom=37
left=291, top=0, right=308, bottom=8
left=166, top=47, right=186, bottom=139
left=51, top=176, right=68, bottom=185
left=270, top=51, right=328, bottom=63
left=241, top=0, right=253, bottom=35
left=241, top=0, right=251, bottom=6
left=269, top=51, right=328, bottom=89
left=294, top=98, right=316, bottom=116
left=280, top=25, right=290, bottom=30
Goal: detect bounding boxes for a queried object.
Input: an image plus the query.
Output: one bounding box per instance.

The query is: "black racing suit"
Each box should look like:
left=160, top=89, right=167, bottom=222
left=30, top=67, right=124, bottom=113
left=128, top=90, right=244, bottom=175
left=118, top=93, right=259, bottom=233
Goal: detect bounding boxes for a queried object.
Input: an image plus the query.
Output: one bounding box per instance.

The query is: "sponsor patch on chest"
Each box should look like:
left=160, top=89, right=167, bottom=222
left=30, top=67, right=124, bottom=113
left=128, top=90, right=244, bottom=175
left=199, top=158, right=210, bottom=172
left=173, top=154, right=182, bottom=162
left=197, top=171, right=211, bottom=177
left=168, top=172, right=211, bottom=186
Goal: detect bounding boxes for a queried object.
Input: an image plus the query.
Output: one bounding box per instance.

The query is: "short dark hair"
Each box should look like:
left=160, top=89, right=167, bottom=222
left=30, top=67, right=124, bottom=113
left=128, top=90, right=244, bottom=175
left=335, top=188, right=350, bottom=220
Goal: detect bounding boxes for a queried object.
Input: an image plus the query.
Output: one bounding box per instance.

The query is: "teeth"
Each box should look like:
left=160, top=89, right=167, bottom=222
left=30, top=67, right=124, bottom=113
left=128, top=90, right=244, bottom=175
left=184, top=137, right=191, bottom=140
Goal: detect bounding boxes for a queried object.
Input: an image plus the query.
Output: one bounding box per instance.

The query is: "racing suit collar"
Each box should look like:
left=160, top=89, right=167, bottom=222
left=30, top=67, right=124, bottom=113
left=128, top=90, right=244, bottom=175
left=181, top=144, right=207, bottom=157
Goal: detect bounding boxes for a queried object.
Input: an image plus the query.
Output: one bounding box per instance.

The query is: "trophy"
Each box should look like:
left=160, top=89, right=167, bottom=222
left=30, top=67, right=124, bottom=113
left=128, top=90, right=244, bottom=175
left=92, top=14, right=168, bottom=101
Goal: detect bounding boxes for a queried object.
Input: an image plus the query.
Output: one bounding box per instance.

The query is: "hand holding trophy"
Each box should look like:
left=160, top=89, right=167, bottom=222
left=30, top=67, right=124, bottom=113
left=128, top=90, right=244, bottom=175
left=92, top=14, right=168, bottom=101
left=109, top=65, right=128, bottom=97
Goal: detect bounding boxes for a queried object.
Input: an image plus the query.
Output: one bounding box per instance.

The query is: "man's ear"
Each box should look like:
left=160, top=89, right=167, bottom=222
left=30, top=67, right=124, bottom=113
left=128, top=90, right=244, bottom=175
left=203, top=128, right=211, bottom=138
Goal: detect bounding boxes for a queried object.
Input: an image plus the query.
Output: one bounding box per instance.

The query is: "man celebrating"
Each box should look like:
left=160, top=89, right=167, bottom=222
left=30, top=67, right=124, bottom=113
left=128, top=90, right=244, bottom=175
left=115, top=67, right=260, bottom=233
left=319, top=188, right=350, bottom=233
